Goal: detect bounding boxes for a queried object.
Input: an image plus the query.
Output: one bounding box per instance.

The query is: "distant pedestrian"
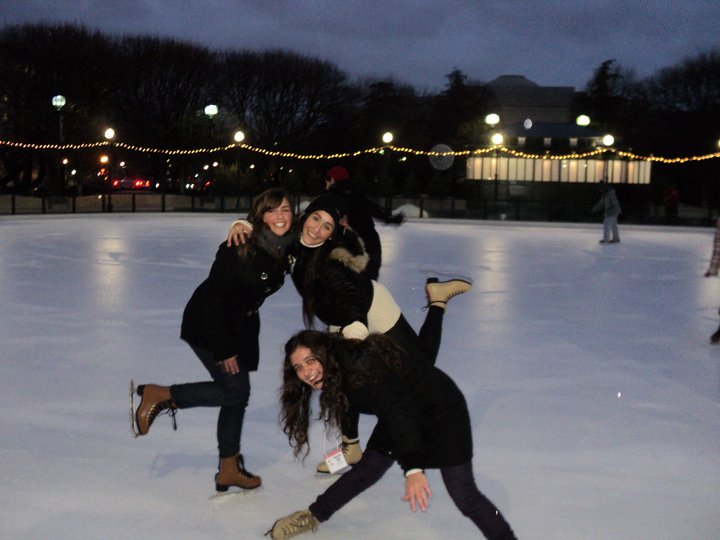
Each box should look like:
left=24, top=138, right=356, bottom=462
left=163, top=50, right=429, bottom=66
left=324, top=165, right=403, bottom=280
left=703, top=217, right=720, bottom=343
left=664, top=186, right=680, bottom=224
left=592, top=180, right=622, bottom=244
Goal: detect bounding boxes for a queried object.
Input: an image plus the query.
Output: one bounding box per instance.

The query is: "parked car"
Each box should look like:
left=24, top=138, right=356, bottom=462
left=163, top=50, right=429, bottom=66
left=112, top=177, right=152, bottom=190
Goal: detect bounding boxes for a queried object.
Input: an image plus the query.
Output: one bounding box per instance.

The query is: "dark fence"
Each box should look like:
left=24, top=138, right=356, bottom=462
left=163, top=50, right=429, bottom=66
left=0, top=191, right=715, bottom=227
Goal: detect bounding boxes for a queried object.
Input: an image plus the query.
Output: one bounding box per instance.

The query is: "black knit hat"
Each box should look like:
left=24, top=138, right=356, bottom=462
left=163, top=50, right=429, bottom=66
left=303, top=194, right=348, bottom=226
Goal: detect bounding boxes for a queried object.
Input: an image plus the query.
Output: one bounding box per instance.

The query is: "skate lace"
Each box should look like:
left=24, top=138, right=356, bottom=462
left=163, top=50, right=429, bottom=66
left=148, top=399, right=177, bottom=431
left=278, top=512, right=318, bottom=537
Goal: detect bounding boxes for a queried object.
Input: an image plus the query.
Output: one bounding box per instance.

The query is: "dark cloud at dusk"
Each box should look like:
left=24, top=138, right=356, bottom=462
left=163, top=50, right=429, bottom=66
left=1, top=0, right=718, bottom=91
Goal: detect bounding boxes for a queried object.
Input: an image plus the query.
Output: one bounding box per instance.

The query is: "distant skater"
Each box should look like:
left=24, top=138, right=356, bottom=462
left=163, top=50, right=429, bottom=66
left=592, top=180, right=622, bottom=244
left=703, top=217, right=720, bottom=343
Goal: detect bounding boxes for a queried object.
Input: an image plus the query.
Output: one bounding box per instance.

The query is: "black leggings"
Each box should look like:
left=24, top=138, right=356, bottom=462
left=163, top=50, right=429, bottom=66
left=310, top=449, right=516, bottom=540
left=169, top=345, right=250, bottom=458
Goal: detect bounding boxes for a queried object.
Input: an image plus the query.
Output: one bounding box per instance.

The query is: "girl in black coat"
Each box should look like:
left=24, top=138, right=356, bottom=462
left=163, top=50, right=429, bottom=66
left=132, top=188, right=295, bottom=492
left=267, top=330, right=517, bottom=540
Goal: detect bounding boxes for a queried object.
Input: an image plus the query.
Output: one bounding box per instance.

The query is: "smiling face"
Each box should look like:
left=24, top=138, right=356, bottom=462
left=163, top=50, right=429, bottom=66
left=289, top=344, right=325, bottom=389
left=300, top=210, right=336, bottom=246
left=262, top=197, right=293, bottom=236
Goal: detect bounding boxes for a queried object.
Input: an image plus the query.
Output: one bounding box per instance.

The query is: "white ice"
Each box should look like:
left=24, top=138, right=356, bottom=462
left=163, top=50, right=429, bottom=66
left=1, top=214, right=718, bottom=540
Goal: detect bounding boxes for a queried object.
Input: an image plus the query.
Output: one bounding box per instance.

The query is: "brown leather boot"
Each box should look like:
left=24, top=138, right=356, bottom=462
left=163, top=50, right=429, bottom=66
left=215, top=454, right=261, bottom=491
left=135, top=384, right=176, bottom=436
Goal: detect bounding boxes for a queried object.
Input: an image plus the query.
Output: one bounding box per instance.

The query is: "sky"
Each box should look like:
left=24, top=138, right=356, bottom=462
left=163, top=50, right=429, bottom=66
left=1, top=0, right=719, bottom=92
left=1, top=212, right=719, bottom=539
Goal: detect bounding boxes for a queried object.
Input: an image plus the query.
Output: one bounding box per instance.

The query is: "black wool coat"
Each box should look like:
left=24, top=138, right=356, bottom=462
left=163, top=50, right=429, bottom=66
left=333, top=341, right=474, bottom=473
left=290, top=230, right=373, bottom=330
left=181, top=241, right=288, bottom=369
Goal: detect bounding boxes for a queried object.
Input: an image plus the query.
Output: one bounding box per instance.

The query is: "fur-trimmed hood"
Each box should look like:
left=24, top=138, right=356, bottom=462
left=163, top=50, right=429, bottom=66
left=328, top=231, right=369, bottom=274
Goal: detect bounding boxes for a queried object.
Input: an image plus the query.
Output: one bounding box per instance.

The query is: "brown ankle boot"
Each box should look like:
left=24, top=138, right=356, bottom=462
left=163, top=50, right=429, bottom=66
left=215, top=454, right=261, bottom=491
left=135, top=384, right=176, bottom=436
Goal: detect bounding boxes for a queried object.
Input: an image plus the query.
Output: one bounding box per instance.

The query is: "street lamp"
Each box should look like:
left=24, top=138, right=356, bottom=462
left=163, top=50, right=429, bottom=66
left=576, top=114, right=591, bottom=126
left=602, top=134, right=614, bottom=183
left=382, top=131, right=394, bottom=145
left=52, top=95, right=66, bottom=141
left=103, top=128, right=115, bottom=212
left=204, top=104, right=218, bottom=144
left=485, top=113, right=500, bottom=128
left=233, top=131, right=246, bottom=200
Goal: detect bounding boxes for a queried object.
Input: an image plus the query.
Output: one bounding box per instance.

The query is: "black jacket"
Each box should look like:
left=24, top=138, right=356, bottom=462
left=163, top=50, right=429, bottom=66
left=333, top=340, right=473, bottom=472
left=290, top=230, right=373, bottom=330
left=181, top=241, right=288, bottom=369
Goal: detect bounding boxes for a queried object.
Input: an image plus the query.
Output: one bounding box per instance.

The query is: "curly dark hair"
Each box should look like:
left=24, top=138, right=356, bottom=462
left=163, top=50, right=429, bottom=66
left=279, top=330, right=406, bottom=459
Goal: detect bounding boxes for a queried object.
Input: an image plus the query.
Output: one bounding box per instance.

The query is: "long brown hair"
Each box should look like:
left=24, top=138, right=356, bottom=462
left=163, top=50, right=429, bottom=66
left=247, top=187, right=292, bottom=230
left=233, top=187, right=292, bottom=258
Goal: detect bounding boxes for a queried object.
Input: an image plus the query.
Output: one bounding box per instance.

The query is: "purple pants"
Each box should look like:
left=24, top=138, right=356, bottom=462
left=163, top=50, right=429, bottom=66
left=309, top=448, right=516, bottom=540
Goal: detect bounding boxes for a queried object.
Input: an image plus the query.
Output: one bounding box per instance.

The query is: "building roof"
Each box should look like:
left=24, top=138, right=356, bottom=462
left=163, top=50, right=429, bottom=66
left=503, top=121, right=602, bottom=139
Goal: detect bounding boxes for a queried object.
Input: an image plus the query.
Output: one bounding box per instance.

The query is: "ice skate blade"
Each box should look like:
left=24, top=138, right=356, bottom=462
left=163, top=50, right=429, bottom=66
left=210, top=485, right=264, bottom=502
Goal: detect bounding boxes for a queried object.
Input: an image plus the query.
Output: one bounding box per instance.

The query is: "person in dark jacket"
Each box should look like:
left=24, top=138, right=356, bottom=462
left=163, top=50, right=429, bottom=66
left=324, top=165, right=404, bottom=280
left=266, top=331, right=517, bottom=540
left=132, top=188, right=295, bottom=492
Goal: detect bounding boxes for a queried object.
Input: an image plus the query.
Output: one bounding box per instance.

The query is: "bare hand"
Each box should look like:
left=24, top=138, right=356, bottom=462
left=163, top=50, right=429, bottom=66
left=220, top=355, right=240, bottom=375
left=402, top=472, right=432, bottom=513
left=226, top=222, right=253, bottom=247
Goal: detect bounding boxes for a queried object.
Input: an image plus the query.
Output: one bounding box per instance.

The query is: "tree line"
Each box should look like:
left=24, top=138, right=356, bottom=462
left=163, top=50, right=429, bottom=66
left=0, top=23, right=718, bottom=203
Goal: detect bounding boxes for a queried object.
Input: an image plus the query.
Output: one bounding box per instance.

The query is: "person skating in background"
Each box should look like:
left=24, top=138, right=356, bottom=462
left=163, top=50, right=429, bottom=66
left=592, top=179, right=622, bottom=244
left=324, top=165, right=404, bottom=280
left=132, top=188, right=295, bottom=492
left=265, top=331, right=517, bottom=540
left=703, top=216, right=720, bottom=343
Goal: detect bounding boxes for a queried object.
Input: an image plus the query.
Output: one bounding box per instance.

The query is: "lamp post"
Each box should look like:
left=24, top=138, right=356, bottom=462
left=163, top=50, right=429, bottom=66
left=52, top=95, right=67, bottom=193
left=602, top=134, right=614, bottom=183
left=104, top=128, right=115, bottom=212
left=379, top=131, right=394, bottom=198
left=205, top=104, right=218, bottom=143
left=233, top=130, right=246, bottom=200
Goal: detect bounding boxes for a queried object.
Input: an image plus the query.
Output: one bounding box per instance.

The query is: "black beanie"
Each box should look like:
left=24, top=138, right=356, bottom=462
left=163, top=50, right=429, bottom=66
left=303, top=194, right=348, bottom=226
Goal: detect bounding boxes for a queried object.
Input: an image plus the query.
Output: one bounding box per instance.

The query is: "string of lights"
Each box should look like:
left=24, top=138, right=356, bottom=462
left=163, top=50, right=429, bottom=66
left=0, top=139, right=718, bottom=164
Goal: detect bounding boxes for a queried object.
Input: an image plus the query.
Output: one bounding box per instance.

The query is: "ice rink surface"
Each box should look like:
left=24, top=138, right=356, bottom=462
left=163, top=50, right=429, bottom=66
left=1, top=214, right=718, bottom=539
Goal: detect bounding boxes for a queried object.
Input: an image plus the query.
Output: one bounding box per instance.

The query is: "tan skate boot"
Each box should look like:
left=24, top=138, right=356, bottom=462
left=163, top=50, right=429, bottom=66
left=215, top=454, right=261, bottom=491
left=315, top=435, right=362, bottom=473
left=134, top=384, right=176, bottom=435
left=425, top=277, right=472, bottom=308
left=265, top=510, right=319, bottom=539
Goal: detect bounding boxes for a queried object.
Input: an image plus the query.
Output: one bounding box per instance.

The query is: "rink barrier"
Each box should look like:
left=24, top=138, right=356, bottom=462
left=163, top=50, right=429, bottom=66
left=0, top=192, right=715, bottom=226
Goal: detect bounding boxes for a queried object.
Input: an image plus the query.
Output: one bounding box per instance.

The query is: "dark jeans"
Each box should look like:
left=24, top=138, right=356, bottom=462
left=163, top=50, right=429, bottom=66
left=169, top=345, right=250, bottom=458
left=310, top=449, right=516, bottom=540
